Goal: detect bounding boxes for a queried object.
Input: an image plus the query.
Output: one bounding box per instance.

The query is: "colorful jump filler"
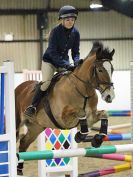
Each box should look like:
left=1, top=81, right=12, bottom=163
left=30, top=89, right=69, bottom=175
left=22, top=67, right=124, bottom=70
left=45, top=128, right=73, bottom=167
left=38, top=128, right=78, bottom=177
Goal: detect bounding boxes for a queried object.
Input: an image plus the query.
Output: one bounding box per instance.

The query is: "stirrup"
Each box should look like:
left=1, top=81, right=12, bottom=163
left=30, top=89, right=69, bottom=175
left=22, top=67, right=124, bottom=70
left=24, top=105, right=37, bottom=117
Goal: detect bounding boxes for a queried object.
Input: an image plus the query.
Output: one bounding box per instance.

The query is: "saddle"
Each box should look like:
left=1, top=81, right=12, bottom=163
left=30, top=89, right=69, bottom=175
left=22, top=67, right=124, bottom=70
left=46, top=71, right=68, bottom=92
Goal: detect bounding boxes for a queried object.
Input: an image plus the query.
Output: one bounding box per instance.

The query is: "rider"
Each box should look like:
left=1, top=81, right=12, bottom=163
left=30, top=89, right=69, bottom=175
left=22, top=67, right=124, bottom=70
left=24, top=5, right=80, bottom=117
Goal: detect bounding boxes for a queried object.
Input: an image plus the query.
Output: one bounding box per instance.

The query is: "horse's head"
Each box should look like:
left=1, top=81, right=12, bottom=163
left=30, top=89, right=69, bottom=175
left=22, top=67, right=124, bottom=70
left=90, top=41, right=115, bottom=103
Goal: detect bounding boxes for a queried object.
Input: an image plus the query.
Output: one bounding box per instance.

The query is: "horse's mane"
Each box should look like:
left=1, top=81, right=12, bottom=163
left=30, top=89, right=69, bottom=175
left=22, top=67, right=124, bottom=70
left=85, top=41, right=113, bottom=61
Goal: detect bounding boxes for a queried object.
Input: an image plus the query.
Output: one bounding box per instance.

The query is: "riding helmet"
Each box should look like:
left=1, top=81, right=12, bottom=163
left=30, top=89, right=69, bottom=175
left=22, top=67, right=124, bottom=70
left=58, top=5, right=78, bottom=20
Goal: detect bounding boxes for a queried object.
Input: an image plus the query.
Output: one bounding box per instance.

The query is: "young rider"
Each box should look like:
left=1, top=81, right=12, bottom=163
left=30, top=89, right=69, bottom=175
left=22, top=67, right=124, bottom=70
left=24, top=5, right=80, bottom=117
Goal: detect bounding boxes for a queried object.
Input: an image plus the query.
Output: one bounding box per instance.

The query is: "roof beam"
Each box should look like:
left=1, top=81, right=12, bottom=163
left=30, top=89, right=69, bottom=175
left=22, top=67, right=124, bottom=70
left=0, top=8, right=109, bottom=15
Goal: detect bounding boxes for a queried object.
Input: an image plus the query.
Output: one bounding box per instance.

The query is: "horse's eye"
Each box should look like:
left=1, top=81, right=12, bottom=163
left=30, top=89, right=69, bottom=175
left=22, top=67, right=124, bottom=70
left=98, top=69, right=103, bottom=72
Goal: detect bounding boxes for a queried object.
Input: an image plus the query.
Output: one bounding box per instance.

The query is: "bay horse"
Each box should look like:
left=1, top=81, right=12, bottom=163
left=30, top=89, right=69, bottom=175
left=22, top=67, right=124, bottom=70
left=15, top=41, right=115, bottom=175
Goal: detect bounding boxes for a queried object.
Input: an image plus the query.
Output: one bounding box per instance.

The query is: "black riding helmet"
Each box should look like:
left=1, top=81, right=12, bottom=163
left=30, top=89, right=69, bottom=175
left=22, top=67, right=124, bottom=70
left=58, top=5, right=78, bottom=20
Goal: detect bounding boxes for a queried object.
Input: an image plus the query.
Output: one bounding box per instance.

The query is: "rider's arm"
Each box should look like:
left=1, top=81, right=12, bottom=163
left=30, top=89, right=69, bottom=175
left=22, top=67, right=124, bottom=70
left=71, top=30, right=80, bottom=65
left=46, top=29, right=69, bottom=68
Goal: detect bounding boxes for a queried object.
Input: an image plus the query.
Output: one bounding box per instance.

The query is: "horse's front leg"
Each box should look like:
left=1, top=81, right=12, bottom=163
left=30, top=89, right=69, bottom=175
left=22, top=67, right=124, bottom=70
left=89, top=110, right=108, bottom=147
left=88, top=110, right=108, bottom=125
left=74, top=109, right=97, bottom=143
left=75, top=110, right=90, bottom=143
left=96, top=110, right=108, bottom=134
left=91, top=110, right=109, bottom=135
left=75, top=109, right=108, bottom=147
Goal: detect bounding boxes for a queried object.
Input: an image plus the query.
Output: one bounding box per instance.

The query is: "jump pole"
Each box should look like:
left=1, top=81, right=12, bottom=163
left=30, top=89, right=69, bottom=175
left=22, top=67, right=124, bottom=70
left=91, top=127, right=123, bottom=134
left=92, top=123, right=131, bottom=134
left=108, top=110, right=131, bottom=116
left=108, top=123, right=131, bottom=129
left=79, top=163, right=131, bottom=177
left=17, top=144, right=133, bottom=161
left=88, top=153, right=132, bottom=162
left=79, top=133, right=131, bottom=142
left=103, top=133, right=131, bottom=141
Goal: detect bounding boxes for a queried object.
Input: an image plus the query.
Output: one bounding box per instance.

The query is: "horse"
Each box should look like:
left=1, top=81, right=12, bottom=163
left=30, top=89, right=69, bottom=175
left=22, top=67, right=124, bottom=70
left=15, top=41, right=115, bottom=175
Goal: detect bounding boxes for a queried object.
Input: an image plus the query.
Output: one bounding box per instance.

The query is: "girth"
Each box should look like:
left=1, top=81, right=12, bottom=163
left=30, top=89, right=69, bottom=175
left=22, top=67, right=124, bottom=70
left=42, top=71, right=67, bottom=129
left=43, top=93, right=78, bottom=129
left=43, top=94, right=63, bottom=129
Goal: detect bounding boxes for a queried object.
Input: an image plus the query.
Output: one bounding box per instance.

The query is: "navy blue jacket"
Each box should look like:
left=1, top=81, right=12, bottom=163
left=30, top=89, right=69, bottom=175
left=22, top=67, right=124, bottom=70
left=43, top=24, right=80, bottom=68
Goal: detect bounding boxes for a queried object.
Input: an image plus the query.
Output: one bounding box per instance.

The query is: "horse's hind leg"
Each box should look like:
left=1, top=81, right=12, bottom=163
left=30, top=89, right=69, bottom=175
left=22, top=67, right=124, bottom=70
left=17, top=122, right=44, bottom=175
left=19, top=123, right=44, bottom=152
left=90, top=110, right=108, bottom=125
left=15, top=107, right=22, bottom=142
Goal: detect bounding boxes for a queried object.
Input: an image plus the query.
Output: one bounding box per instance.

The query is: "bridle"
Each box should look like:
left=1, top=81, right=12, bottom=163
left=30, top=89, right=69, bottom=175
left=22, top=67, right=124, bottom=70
left=72, top=59, right=114, bottom=95
left=92, top=60, right=114, bottom=94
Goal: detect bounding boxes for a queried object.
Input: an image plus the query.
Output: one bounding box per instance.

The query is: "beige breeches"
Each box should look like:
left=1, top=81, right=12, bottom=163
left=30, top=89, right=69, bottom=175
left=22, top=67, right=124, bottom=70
left=40, top=61, right=65, bottom=91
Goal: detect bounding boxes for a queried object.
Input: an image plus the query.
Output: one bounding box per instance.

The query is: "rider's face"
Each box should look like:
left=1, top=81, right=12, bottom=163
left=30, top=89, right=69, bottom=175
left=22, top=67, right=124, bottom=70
left=62, top=17, right=76, bottom=29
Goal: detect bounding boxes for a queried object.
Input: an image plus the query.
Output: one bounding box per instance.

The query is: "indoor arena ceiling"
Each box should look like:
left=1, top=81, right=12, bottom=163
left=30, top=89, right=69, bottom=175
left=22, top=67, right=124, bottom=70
left=101, top=0, right=133, bottom=18
left=0, top=0, right=132, bottom=18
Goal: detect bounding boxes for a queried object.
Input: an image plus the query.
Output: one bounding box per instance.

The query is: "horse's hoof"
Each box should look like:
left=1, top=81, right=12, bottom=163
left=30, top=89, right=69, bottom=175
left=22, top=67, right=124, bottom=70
left=74, top=132, right=87, bottom=143
left=91, top=139, right=101, bottom=148
left=91, top=134, right=104, bottom=148
left=75, top=132, right=82, bottom=143
left=17, top=169, right=23, bottom=176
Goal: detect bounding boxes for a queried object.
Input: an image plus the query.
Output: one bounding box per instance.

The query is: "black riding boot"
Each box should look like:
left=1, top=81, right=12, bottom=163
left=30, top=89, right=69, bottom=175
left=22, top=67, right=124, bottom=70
left=24, top=86, right=45, bottom=117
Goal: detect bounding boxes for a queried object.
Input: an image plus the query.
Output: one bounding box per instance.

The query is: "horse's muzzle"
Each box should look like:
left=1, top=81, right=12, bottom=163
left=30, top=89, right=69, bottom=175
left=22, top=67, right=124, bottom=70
left=102, top=87, right=115, bottom=103
left=105, top=95, right=112, bottom=103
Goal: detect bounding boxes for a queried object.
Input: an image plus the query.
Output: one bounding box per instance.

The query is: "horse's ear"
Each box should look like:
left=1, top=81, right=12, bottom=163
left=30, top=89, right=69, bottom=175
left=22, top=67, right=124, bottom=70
left=110, top=49, right=115, bottom=57
left=96, top=47, right=102, bottom=60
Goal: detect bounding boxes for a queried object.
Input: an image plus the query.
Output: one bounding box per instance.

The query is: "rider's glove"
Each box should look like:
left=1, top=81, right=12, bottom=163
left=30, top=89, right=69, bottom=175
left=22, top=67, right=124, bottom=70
left=65, top=65, right=76, bottom=71
left=74, top=59, right=84, bottom=66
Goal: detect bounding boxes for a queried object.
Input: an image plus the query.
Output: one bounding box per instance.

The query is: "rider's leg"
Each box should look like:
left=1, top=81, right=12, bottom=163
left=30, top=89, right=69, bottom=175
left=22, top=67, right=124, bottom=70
left=40, top=61, right=56, bottom=91
left=24, top=61, right=56, bottom=117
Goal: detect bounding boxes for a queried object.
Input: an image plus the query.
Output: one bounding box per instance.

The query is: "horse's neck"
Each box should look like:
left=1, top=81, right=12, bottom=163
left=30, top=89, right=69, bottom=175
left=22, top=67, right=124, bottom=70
left=70, top=54, right=96, bottom=96
left=74, top=54, right=96, bottom=81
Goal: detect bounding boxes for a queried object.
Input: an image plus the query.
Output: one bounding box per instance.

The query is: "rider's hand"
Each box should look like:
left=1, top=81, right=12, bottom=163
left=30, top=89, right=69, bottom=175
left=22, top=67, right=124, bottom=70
left=74, top=59, right=83, bottom=66
left=65, top=65, right=76, bottom=71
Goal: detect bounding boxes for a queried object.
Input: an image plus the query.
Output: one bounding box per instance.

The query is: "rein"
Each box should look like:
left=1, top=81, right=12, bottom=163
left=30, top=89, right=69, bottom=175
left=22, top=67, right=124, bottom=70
left=69, top=59, right=114, bottom=107
left=70, top=73, right=94, bottom=111
left=72, top=73, right=89, bottom=85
